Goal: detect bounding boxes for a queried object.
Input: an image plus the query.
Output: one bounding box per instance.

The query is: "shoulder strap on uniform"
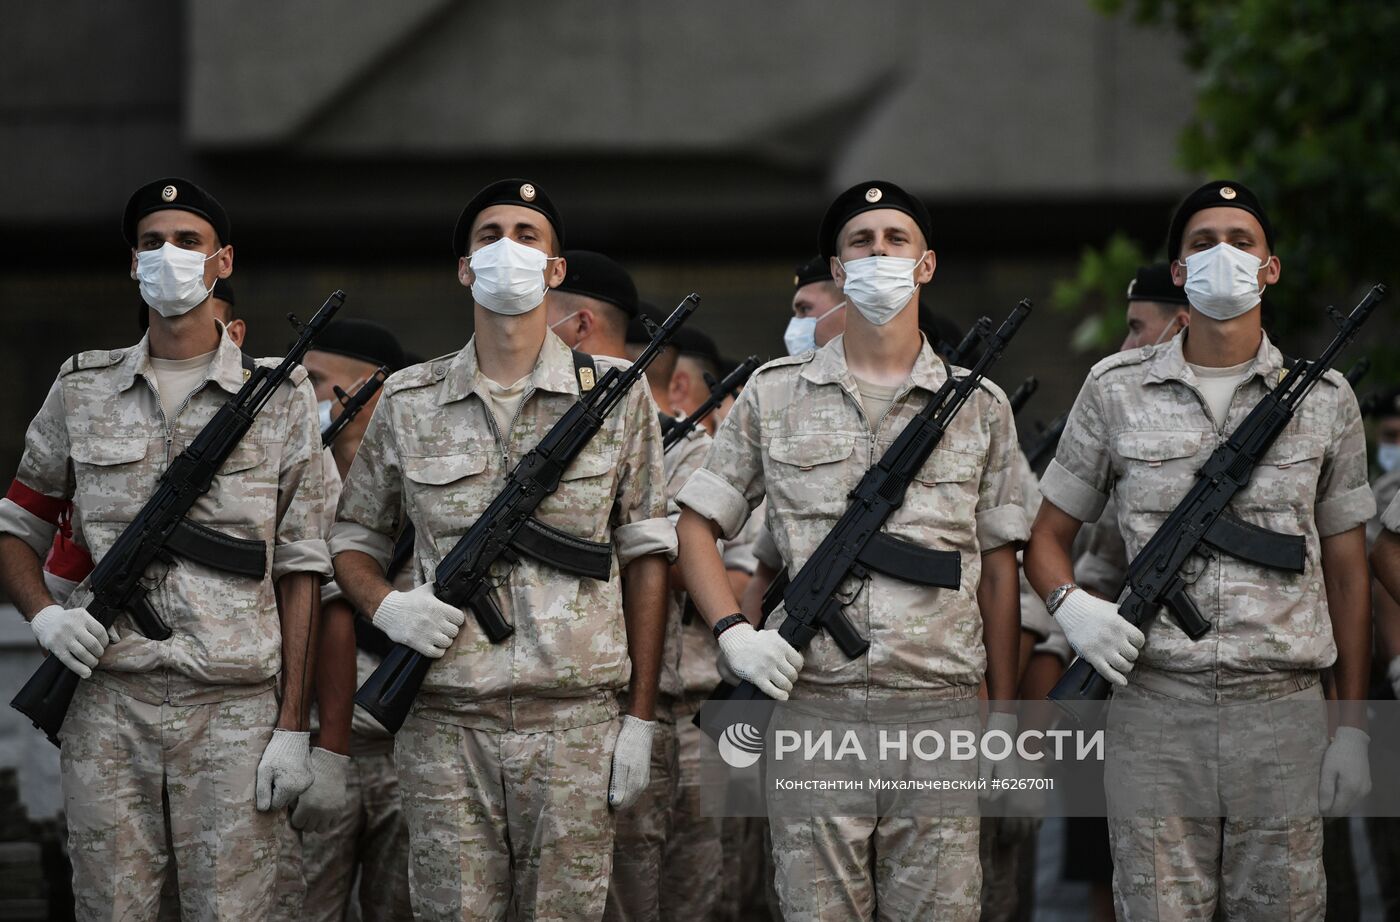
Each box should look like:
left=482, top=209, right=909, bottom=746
left=571, top=349, right=597, bottom=393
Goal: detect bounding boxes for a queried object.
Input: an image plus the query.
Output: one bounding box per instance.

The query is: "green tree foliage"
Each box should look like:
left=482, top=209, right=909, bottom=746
left=1068, top=0, right=1400, bottom=354
left=1051, top=232, right=1147, bottom=351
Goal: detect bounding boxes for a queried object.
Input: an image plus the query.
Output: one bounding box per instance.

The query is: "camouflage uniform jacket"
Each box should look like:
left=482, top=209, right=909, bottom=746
left=1380, top=474, right=1400, bottom=538
left=676, top=333, right=1026, bottom=699
left=0, top=328, right=331, bottom=689
left=1040, top=330, right=1374, bottom=677
left=658, top=424, right=712, bottom=709
left=1367, top=467, right=1400, bottom=547
left=329, top=331, right=674, bottom=730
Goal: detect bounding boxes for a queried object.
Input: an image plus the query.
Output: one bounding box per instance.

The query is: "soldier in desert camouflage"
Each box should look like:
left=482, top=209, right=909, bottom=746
left=0, top=177, right=330, bottom=921
left=329, top=179, right=673, bottom=921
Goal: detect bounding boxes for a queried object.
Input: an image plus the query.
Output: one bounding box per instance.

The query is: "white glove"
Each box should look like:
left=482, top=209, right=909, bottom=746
left=608, top=716, right=656, bottom=810
left=1054, top=589, right=1144, bottom=687
left=1387, top=656, right=1400, bottom=700
left=31, top=604, right=108, bottom=679
left=1318, top=726, right=1371, bottom=816
left=291, top=747, right=351, bottom=832
left=979, top=712, right=1019, bottom=799
left=256, top=729, right=313, bottom=811
left=372, top=583, right=465, bottom=658
left=716, top=649, right=742, bottom=686
left=717, top=622, right=803, bottom=701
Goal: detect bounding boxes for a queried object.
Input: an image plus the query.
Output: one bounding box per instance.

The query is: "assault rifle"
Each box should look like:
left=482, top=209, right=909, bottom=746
left=321, top=366, right=390, bottom=447
left=1050, top=284, right=1387, bottom=703
left=355, top=294, right=700, bottom=733
left=662, top=355, right=759, bottom=451
left=13, top=291, right=346, bottom=745
left=698, top=300, right=1032, bottom=740
left=1008, top=376, right=1038, bottom=416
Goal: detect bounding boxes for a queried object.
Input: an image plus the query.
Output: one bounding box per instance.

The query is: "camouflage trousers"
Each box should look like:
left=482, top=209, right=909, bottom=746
left=977, top=816, right=1040, bottom=922
left=301, top=738, right=412, bottom=922
left=60, top=674, right=284, bottom=922
left=603, top=717, right=678, bottom=922
left=397, top=712, right=620, bottom=922
left=767, top=813, right=981, bottom=921
left=718, top=816, right=777, bottom=922
left=1105, top=672, right=1328, bottom=921
left=659, top=716, right=725, bottom=922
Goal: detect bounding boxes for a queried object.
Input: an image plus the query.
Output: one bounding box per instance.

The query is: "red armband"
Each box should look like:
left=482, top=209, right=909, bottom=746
left=5, top=480, right=67, bottom=525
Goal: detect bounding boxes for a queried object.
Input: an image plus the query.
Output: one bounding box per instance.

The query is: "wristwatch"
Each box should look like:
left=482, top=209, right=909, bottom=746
left=712, top=613, right=748, bottom=640
left=1044, top=583, right=1078, bottom=616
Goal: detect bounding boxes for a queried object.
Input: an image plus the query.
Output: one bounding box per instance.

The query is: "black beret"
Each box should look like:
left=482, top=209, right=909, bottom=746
left=452, top=178, right=564, bottom=258
left=402, top=351, right=427, bottom=369
left=210, top=277, right=235, bottom=307
left=626, top=301, right=666, bottom=345
left=308, top=318, right=407, bottom=373
left=554, top=250, right=638, bottom=316
left=1126, top=262, right=1188, bottom=305
left=793, top=254, right=834, bottom=290
left=1367, top=385, right=1400, bottom=420
left=1165, top=180, right=1273, bottom=261
left=123, top=177, right=230, bottom=248
left=671, top=326, right=722, bottom=370
left=819, top=180, right=933, bottom=260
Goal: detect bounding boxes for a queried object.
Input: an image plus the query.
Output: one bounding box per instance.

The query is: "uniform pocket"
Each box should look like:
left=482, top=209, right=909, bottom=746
left=1236, top=436, right=1326, bottom=511
left=902, top=446, right=983, bottom=538
left=1113, top=430, right=1204, bottom=513
left=217, top=442, right=266, bottom=475
left=766, top=433, right=857, bottom=523
left=403, top=450, right=497, bottom=543
left=70, top=437, right=152, bottom=524
left=535, top=445, right=619, bottom=535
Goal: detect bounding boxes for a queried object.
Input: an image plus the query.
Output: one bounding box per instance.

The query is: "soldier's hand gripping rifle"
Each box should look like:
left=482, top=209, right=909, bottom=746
left=1050, top=284, right=1387, bottom=704
left=662, top=355, right=760, bottom=451
left=321, top=366, right=391, bottom=447
left=12, top=291, right=347, bottom=745
left=355, top=294, right=700, bottom=734
left=697, top=300, right=1032, bottom=742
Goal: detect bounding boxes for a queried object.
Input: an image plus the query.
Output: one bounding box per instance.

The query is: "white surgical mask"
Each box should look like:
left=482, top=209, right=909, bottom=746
left=1151, top=316, right=1184, bottom=348
left=838, top=255, right=925, bottom=326
left=318, top=399, right=335, bottom=432
left=549, top=311, right=578, bottom=331
left=783, top=301, right=846, bottom=355
left=134, top=242, right=224, bottom=318
left=1180, top=243, right=1270, bottom=321
left=1379, top=443, right=1400, bottom=474
left=468, top=237, right=558, bottom=316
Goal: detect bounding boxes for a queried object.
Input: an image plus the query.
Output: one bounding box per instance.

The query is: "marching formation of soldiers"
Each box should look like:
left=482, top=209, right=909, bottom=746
left=0, top=171, right=1394, bottom=922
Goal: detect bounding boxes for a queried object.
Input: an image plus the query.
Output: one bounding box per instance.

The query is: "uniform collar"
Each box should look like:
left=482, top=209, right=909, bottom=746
left=1141, top=328, right=1284, bottom=388
left=799, top=332, right=949, bottom=396
left=118, top=321, right=248, bottom=396
left=440, top=329, right=584, bottom=406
